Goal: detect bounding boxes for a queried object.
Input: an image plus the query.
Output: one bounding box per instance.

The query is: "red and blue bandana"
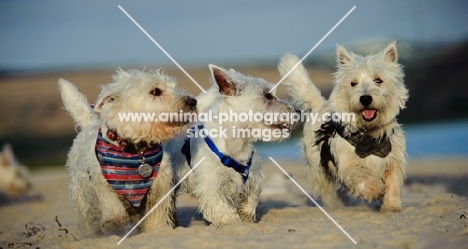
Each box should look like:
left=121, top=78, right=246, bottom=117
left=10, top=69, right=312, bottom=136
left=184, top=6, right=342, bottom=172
left=95, top=129, right=163, bottom=207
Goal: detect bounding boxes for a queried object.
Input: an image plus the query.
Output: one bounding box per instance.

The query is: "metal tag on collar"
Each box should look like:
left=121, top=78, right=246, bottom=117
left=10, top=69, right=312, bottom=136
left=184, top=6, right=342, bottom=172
left=138, top=151, right=153, bottom=178
left=241, top=169, right=249, bottom=184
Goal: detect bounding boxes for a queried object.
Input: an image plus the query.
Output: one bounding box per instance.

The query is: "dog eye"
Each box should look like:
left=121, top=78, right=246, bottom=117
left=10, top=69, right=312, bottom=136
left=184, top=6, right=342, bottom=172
left=264, top=93, right=274, bottom=100
left=374, top=78, right=383, bottom=84
left=351, top=82, right=358, bottom=87
left=150, top=88, right=162, bottom=96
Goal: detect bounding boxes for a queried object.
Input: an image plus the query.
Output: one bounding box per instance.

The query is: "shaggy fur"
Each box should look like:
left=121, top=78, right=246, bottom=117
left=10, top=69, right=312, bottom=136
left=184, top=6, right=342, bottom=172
left=58, top=69, right=197, bottom=236
left=173, top=64, right=297, bottom=227
left=0, top=144, right=31, bottom=196
left=278, top=42, right=408, bottom=212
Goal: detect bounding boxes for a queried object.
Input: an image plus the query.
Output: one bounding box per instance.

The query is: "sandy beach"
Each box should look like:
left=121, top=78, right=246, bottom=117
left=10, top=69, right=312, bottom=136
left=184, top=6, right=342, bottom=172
left=1, top=157, right=467, bottom=249
left=0, top=66, right=467, bottom=249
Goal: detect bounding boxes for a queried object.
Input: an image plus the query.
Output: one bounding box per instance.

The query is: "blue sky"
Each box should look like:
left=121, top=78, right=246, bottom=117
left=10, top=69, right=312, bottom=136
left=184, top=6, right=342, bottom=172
left=1, top=0, right=467, bottom=71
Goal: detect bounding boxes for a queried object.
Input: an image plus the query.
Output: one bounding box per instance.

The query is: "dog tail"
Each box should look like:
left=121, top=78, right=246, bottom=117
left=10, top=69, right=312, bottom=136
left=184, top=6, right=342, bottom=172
left=277, top=53, right=325, bottom=110
left=58, top=79, right=99, bottom=129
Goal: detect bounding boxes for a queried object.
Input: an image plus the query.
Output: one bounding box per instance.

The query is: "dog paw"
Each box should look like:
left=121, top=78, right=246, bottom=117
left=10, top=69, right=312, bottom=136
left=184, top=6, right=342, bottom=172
left=208, top=213, right=241, bottom=227
left=238, top=211, right=255, bottom=223
left=101, top=219, right=125, bottom=234
left=380, top=204, right=401, bottom=213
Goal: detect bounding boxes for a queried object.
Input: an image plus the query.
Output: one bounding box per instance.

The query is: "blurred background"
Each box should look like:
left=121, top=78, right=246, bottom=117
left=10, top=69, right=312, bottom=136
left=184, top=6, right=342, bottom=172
left=1, top=0, right=467, bottom=167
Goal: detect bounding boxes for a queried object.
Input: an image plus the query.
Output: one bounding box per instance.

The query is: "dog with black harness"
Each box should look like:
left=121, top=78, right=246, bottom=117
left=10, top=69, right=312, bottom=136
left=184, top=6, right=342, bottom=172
left=278, top=43, right=408, bottom=212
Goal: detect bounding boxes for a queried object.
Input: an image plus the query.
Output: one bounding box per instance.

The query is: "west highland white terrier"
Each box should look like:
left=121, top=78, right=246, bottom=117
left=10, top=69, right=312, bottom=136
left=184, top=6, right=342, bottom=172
left=58, top=69, right=197, bottom=235
left=172, top=64, right=297, bottom=227
left=278, top=42, right=408, bottom=212
left=0, top=144, right=31, bottom=196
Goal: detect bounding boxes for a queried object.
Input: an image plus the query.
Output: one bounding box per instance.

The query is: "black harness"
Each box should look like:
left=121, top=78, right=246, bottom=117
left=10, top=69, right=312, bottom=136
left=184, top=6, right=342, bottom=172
left=315, top=120, right=393, bottom=177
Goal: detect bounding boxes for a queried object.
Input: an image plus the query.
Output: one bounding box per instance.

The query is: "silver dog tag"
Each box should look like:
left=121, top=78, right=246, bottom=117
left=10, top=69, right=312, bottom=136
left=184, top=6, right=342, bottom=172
left=138, top=163, right=153, bottom=178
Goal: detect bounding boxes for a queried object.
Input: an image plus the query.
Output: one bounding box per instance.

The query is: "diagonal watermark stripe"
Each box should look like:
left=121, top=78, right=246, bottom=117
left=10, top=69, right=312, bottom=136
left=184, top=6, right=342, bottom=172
left=269, top=6, right=356, bottom=93
left=118, top=5, right=207, bottom=93
left=117, top=157, right=206, bottom=245
left=268, top=157, right=357, bottom=244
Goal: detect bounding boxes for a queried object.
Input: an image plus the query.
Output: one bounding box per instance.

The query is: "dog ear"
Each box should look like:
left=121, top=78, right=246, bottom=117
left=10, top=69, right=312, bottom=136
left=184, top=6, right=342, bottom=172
left=94, top=88, right=116, bottom=112
left=336, top=44, right=352, bottom=66
left=0, top=144, right=14, bottom=166
left=209, top=64, right=237, bottom=96
left=382, top=42, right=398, bottom=63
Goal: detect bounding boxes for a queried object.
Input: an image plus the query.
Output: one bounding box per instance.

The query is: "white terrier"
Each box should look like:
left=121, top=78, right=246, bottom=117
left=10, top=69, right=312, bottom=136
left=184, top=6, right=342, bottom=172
left=0, top=144, right=31, bottom=196
left=58, top=69, right=197, bottom=235
left=278, top=42, right=408, bottom=212
left=173, top=64, right=296, bottom=227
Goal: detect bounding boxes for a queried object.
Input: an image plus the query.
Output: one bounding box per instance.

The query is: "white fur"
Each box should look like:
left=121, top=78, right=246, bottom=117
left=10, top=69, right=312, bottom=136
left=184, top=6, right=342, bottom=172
left=279, top=42, right=408, bottom=212
left=174, top=64, right=297, bottom=227
left=278, top=53, right=325, bottom=110
left=58, top=69, right=196, bottom=236
left=0, top=144, right=31, bottom=196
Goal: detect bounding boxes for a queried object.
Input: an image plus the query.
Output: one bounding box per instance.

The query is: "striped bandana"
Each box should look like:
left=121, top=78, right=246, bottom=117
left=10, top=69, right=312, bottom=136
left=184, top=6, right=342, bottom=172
left=95, top=129, right=163, bottom=207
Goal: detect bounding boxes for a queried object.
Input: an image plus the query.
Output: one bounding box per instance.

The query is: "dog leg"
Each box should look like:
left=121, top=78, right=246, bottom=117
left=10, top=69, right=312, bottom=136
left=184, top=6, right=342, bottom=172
left=237, top=189, right=261, bottom=222
left=200, top=194, right=241, bottom=227
left=306, top=160, right=343, bottom=208
left=340, top=166, right=386, bottom=203
left=67, top=158, right=104, bottom=236
left=237, top=178, right=263, bottom=222
left=380, top=162, right=403, bottom=212
left=69, top=185, right=102, bottom=236
left=238, top=156, right=264, bottom=222
left=237, top=194, right=256, bottom=222
left=142, top=161, right=176, bottom=232
left=320, top=180, right=344, bottom=208
left=196, top=175, right=241, bottom=227
left=96, top=185, right=129, bottom=234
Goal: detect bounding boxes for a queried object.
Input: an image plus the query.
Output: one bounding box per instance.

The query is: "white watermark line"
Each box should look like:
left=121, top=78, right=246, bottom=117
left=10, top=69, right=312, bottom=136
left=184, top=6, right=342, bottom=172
left=116, top=111, right=356, bottom=125
left=118, top=5, right=207, bottom=93
left=268, top=157, right=357, bottom=245
left=117, top=157, right=206, bottom=245
left=269, top=6, right=356, bottom=93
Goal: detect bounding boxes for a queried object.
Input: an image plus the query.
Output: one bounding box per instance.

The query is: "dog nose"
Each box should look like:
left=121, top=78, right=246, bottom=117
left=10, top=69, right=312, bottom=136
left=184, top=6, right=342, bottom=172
left=359, top=95, right=372, bottom=106
left=185, top=97, right=197, bottom=110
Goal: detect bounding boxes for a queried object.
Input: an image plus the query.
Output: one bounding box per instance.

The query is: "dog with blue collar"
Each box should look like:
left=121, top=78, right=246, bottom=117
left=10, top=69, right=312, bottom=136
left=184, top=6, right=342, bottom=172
left=173, top=64, right=296, bottom=227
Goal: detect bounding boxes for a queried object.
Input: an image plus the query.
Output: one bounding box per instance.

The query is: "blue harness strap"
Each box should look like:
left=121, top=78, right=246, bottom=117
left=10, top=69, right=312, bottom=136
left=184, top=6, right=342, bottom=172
left=181, top=125, right=253, bottom=183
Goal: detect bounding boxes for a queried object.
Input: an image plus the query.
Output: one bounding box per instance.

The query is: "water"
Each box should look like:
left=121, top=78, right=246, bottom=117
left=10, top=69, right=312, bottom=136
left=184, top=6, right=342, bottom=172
left=257, top=120, right=468, bottom=160
left=405, top=120, right=468, bottom=158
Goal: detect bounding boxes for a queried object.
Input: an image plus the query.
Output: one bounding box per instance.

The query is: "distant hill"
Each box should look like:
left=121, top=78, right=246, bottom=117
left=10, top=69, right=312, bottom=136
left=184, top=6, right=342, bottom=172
left=1, top=41, right=467, bottom=166
left=401, top=42, right=468, bottom=123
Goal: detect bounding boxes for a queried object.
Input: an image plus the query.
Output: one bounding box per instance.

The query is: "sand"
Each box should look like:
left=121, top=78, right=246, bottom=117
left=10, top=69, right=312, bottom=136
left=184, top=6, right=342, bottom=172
left=1, top=157, right=468, bottom=249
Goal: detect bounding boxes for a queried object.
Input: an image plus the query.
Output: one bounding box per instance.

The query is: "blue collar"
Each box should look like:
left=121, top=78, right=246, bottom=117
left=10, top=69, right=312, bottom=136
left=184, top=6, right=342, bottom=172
left=190, top=125, right=254, bottom=183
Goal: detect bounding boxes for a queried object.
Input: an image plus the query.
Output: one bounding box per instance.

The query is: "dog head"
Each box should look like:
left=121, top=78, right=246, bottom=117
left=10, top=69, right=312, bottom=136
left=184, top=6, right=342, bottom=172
left=94, top=69, right=197, bottom=144
left=329, top=42, right=408, bottom=130
left=207, top=64, right=296, bottom=142
left=0, top=144, right=31, bottom=196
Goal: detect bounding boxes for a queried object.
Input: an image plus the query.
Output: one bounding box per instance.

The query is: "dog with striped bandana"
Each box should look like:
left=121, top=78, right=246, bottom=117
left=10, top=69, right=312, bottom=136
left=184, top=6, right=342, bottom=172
left=58, top=69, right=197, bottom=236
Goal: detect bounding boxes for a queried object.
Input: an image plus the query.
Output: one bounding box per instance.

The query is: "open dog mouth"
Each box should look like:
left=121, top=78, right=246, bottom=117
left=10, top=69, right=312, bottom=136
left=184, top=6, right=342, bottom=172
left=362, top=109, right=377, bottom=121
left=271, top=122, right=291, bottom=131
left=165, top=120, right=190, bottom=127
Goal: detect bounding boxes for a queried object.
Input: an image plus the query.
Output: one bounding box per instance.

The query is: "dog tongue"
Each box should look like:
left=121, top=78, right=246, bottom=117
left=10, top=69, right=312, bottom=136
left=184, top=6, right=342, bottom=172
left=362, top=109, right=376, bottom=120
